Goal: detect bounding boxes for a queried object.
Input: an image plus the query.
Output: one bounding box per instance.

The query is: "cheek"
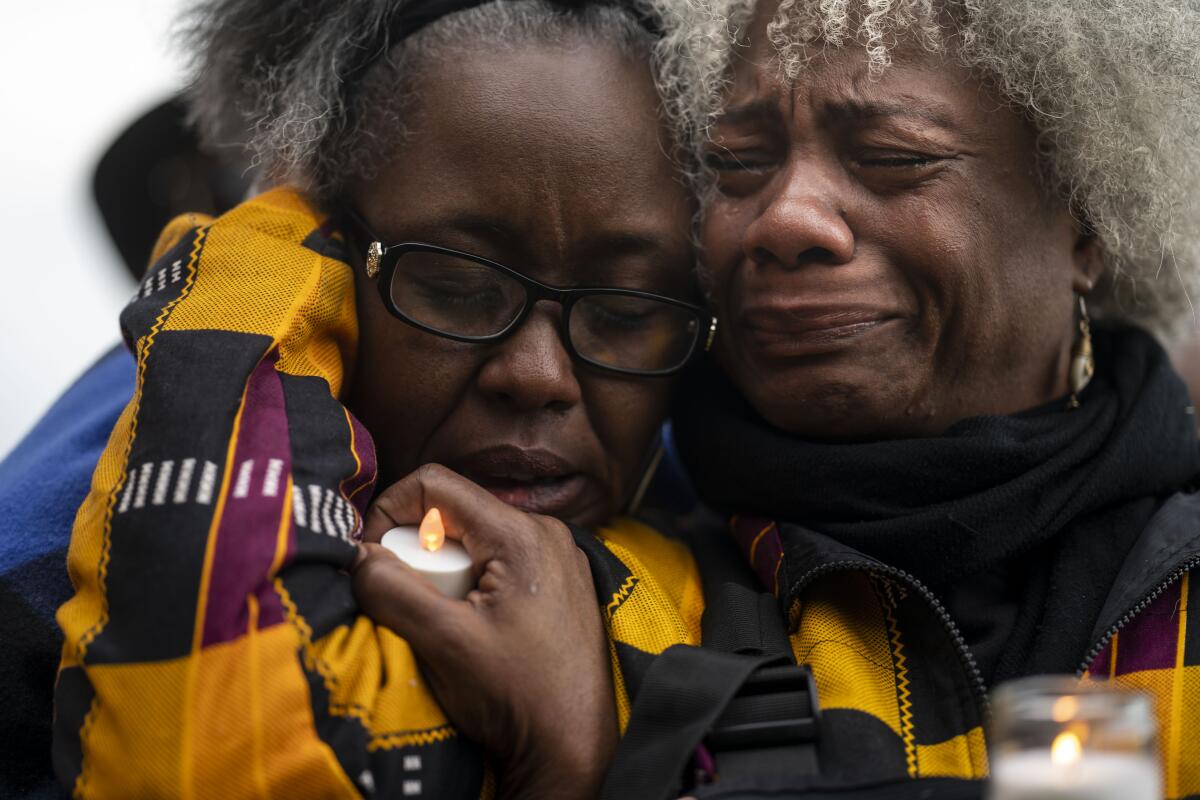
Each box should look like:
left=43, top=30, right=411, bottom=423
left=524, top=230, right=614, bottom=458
left=880, top=185, right=1073, bottom=380
left=867, top=192, right=990, bottom=347
left=349, top=309, right=478, bottom=479
left=583, top=378, right=673, bottom=491
left=701, top=199, right=747, bottom=277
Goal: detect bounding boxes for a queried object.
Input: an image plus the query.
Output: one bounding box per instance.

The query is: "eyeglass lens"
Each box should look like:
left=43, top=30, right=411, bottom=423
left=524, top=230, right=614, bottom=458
left=569, top=295, right=700, bottom=373
left=389, top=250, right=527, bottom=338
left=388, top=250, right=701, bottom=373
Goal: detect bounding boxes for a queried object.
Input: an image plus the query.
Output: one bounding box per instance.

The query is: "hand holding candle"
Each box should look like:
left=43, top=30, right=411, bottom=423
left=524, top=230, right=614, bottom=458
left=351, top=464, right=617, bottom=799
left=380, top=507, right=474, bottom=599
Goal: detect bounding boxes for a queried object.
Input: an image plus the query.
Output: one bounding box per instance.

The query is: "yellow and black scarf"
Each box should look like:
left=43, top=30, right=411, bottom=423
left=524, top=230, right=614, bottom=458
left=54, top=188, right=703, bottom=798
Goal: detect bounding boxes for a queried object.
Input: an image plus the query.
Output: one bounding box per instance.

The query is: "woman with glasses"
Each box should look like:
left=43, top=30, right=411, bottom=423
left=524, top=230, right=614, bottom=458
left=52, top=0, right=717, bottom=796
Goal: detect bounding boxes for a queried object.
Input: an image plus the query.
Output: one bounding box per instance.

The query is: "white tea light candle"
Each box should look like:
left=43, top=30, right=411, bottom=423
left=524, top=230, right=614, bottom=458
left=380, top=507, right=474, bottom=599
left=990, top=733, right=1159, bottom=800
left=987, top=677, right=1160, bottom=800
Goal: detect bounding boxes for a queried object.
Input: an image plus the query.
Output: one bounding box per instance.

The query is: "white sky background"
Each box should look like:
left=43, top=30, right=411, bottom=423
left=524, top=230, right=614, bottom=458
left=0, top=0, right=190, bottom=458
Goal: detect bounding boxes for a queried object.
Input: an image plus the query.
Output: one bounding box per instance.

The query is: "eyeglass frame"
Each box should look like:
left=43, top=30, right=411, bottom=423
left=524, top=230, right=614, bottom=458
left=341, top=208, right=719, bottom=377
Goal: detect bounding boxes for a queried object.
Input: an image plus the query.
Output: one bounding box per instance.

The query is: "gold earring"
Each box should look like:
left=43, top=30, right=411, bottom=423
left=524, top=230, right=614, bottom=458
left=1068, top=295, right=1094, bottom=409
left=365, top=242, right=383, bottom=279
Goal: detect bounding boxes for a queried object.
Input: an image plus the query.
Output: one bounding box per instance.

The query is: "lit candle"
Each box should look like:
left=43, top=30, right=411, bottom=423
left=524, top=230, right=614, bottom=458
left=988, top=679, right=1161, bottom=800
left=379, top=508, right=474, bottom=599
left=989, top=731, right=1159, bottom=800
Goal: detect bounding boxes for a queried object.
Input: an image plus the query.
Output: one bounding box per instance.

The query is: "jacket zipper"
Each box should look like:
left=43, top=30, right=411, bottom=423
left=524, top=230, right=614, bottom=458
left=786, top=559, right=991, bottom=720
left=1075, top=555, right=1200, bottom=677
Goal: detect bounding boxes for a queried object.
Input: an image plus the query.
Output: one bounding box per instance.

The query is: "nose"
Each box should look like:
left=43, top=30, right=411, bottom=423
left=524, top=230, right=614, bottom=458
left=476, top=301, right=582, bottom=412
left=741, top=162, right=855, bottom=270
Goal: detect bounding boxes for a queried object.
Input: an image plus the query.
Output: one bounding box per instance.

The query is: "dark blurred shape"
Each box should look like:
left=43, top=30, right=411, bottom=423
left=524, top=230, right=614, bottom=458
left=93, top=96, right=251, bottom=279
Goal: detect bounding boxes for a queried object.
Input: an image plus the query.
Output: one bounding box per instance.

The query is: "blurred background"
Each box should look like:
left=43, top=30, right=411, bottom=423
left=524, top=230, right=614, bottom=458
left=0, top=0, right=197, bottom=458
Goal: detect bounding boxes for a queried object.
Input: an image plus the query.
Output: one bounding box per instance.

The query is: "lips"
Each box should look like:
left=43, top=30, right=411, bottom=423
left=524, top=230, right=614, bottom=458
left=452, top=445, right=589, bottom=517
left=738, top=304, right=900, bottom=358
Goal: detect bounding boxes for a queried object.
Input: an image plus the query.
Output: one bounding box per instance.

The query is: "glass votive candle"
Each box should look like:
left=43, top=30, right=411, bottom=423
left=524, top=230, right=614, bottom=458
left=987, top=676, right=1160, bottom=800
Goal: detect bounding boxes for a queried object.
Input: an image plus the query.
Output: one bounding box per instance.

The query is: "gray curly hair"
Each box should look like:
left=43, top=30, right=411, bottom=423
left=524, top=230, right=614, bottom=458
left=691, top=0, right=1200, bottom=336
left=180, top=0, right=726, bottom=202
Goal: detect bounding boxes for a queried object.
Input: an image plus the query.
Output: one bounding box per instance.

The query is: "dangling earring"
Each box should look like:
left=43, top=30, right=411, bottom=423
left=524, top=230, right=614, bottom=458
left=1068, top=294, right=1094, bottom=409
left=626, top=439, right=666, bottom=516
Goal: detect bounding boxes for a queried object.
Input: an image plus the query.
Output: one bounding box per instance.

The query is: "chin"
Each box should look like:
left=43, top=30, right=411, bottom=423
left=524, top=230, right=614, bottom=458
left=742, top=371, right=925, bottom=443
left=756, top=398, right=880, bottom=441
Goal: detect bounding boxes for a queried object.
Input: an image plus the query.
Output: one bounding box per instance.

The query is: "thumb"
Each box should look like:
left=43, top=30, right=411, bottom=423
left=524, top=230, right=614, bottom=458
left=362, top=464, right=517, bottom=563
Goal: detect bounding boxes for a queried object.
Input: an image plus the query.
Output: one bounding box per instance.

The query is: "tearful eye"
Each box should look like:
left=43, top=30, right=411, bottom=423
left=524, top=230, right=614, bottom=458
left=860, top=156, right=941, bottom=168
left=854, top=149, right=957, bottom=171
left=851, top=151, right=957, bottom=192
left=704, top=150, right=776, bottom=173
left=705, top=150, right=779, bottom=197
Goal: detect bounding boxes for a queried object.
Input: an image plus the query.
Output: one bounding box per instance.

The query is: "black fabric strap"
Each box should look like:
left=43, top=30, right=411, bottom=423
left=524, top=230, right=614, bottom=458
left=600, top=645, right=776, bottom=800
left=691, top=521, right=823, bottom=788
left=703, top=580, right=792, bottom=657
left=704, top=661, right=821, bottom=787
left=690, top=513, right=793, bottom=659
left=600, top=519, right=822, bottom=798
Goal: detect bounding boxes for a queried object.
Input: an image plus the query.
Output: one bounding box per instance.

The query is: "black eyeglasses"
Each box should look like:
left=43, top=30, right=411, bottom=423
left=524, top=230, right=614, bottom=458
left=342, top=209, right=717, bottom=377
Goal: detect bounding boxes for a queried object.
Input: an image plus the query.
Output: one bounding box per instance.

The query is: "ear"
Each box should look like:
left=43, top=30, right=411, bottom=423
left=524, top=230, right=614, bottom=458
left=1070, top=220, right=1105, bottom=295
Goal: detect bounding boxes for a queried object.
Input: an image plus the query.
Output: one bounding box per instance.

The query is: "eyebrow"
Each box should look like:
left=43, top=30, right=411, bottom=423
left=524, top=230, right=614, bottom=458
left=436, top=215, right=679, bottom=262
left=592, top=230, right=682, bottom=258
left=384, top=212, right=685, bottom=279
left=436, top=212, right=521, bottom=245
left=713, top=99, right=781, bottom=126
left=714, top=96, right=960, bottom=131
left=571, top=232, right=693, bottom=294
left=823, top=98, right=960, bottom=129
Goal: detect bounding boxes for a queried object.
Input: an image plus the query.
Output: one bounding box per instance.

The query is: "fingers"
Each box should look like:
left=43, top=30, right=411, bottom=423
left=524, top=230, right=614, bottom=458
left=362, top=464, right=503, bottom=543
left=363, top=465, right=585, bottom=599
left=364, top=465, right=532, bottom=561
left=351, top=542, right=468, bottom=652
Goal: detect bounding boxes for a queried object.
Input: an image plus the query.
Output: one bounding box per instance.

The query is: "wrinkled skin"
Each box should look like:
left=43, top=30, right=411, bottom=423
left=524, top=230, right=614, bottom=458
left=701, top=2, right=1104, bottom=439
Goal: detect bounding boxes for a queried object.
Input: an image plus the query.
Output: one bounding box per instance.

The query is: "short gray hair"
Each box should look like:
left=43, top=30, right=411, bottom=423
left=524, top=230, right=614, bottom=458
left=180, top=0, right=722, bottom=202
left=692, top=0, right=1200, bottom=336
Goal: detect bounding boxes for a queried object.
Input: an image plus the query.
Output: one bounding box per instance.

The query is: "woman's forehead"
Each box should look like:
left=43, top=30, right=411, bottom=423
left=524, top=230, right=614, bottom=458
left=369, top=46, right=685, bottom=204
left=722, top=39, right=978, bottom=128
left=413, top=44, right=662, bottom=140
left=354, top=42, right=694, bottom=285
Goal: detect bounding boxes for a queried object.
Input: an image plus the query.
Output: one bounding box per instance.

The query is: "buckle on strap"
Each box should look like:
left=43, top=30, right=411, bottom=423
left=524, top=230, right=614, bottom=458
left=705, top=663, right=821, bottom=752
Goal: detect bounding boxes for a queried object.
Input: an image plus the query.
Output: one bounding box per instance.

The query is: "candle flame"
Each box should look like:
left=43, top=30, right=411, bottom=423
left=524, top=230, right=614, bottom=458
left=419, top=507, right=445, bottom=552
left=1051, top=730, right=1083, bottom=766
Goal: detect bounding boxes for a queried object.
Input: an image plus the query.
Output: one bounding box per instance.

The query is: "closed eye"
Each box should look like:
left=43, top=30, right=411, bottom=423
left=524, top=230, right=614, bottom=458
left=705, top=147, right=780, bottom=198
left=857, top=154, right=948, bottom=168
left=705, top=151, right=777, bottom=173
left=866, top=157, right=934, bottom=167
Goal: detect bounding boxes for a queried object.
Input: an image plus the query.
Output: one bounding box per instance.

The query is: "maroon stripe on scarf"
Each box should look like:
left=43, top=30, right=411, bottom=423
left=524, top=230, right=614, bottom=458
left=732, top=515, right=784, bottom=595
left=201, top=348, right=293, bottom=646
left=340, top=410, right=378, bottom=528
